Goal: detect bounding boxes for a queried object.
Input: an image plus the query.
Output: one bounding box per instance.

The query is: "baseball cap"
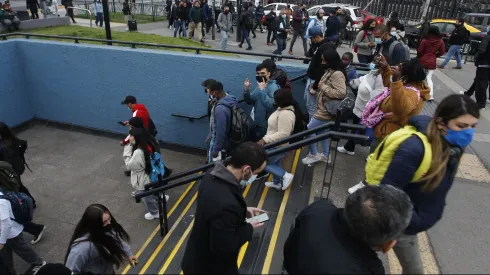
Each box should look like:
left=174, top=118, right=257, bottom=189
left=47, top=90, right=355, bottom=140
left=309, top=26, right=323, bottom=37
left=121, top=95, right=137, bottom=105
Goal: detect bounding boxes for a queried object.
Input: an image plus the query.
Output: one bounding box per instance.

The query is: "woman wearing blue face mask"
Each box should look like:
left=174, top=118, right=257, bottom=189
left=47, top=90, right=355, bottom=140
left=361, top=94, right=480, bottom=274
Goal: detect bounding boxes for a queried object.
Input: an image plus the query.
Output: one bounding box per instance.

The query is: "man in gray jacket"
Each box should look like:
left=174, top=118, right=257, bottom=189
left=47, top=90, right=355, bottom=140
left=217, top=6, right=233, bottom=50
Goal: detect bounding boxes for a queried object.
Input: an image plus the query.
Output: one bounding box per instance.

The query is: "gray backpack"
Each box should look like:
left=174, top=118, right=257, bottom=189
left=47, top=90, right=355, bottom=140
left=387, top=40, right=410, bottom=64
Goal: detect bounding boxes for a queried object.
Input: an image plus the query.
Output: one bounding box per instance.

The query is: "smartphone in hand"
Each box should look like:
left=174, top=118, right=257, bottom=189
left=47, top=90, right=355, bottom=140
left=246, top=213, right=269, bottom=224
left=118, top=121, right=126, bottom=126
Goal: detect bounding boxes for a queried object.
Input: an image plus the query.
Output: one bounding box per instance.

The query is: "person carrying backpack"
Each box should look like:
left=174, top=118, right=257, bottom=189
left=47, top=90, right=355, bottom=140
left=0, top=161, right=46, bottom=274
left=352, top=95, right=480, bottom=274
left=265, top=10, right=277, bottom=45
left=374, top=24, right=409, bottom=66
left=257, top=89, right=297, bottom=191
left=354, top=19, right=377, bottom=64
left=123, top=128, right=168, bottom=220
left=207, top=82, right=242, bottom=163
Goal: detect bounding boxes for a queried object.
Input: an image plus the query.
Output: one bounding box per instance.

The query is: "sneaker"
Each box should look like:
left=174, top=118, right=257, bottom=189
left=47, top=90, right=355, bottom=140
left=31, top=261, right=47, bottom=274
left=288, top=50, right=293, bottom=55
left=428, top=96, right=434, bottom=101
left=131, top=191, right=136, bottom=197
left=337, top=146, right=355, bottom=156
left=320, top=155, right=332, bottom=164
left=246, top=46, right=252, bottom=50
left=452, top=66, right=462, bottom=69
left=437, top=65, right=445, bottom=69
left=124, top=170, right=131, bottom=177
left=144, top=212, right=159, bottom=220
left=281, top=172, right=294, bottom=190
left=348, top=181, right=365, bottom=194
left=265, top=181, right=282, bottom=190
left=458, top=91, right=465, bottom=95
left=302, top=154, right=322, bottom=165
left=31, top=226, right=46, bottom=245
left=238, top=44, right=243, bottom=48
left=480, top=108, right=486, bottom=111
left=257, top=171, right=270, bottom=179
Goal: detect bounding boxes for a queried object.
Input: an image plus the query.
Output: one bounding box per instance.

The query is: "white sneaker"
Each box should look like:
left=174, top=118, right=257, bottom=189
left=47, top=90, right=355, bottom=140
left=428, top=96, right=434, bottom=101
left=337, top=146, right=355, bottom=156
left=302, top=154, right=322, bottom=165
left=160, top=194, right=169, bottom=202
left=131, top=191, right=136, bottom=197
left=320, top=154, right=332, bottom=164
left=144, top=212, right=159, bottom=220
left=31, top=225, right=46, bottom=245
left=281, top=172, right=294, bottom=190
left=348, top=181, right=365, bottom=194
left=265, top=181, right=282, bottom=190
left=458, top=91, right=465, bottom=95
left=31, top=261, right=47, bottom=274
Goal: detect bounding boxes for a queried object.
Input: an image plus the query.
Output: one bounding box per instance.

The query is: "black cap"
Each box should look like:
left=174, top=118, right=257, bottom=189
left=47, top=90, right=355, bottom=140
left=121, top=95, right=137, bottom=105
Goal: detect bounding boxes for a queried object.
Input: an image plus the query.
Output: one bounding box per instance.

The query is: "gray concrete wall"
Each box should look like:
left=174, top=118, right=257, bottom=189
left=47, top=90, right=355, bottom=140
left=0, top=16, right=70, bottom=32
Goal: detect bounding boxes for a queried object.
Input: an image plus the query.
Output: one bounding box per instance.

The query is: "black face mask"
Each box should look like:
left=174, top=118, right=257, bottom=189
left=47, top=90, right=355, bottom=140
left=103, top=224, right=113, bottom=232
left=256, top=75, right=266, bottom=83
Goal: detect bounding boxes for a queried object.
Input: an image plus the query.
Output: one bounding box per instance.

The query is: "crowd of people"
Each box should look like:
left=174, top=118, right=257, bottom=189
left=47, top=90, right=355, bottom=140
left=0, top=8, right=489, bottom=274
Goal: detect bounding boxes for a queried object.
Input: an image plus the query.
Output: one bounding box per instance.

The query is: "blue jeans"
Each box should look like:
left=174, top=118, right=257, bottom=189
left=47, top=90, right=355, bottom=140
left=220, top=30, right=228, bottom=50
left=273, top=37, right=286, bottom=55
left=308, top=117, right=330, bottom=156
left=95, top=13, right=103, bottom=27
left=441, top=45, right=462, bottom=67
left=304, top=78, right=316, bottom=119
left=264, top=152, right=287, bottom=185
left=208, top=139, right=214, bottom=163
left=174, top=20, right=186, bottom=37
left=240, top=29, right=251, bottom=48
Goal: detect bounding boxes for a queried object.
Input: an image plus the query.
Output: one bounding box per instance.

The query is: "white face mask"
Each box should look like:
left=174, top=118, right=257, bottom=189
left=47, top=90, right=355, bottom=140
left=239, top=168, right=257, bottom=186
left=128, top=106, right=132, bottom=111
left=390, top=31, right=397, bottom=36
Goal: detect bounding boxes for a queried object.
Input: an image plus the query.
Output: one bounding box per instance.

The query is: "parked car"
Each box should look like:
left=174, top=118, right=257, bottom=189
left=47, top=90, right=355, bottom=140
left=360, top=9, right=384, bottom=25
left=307, top=4, right=363, bottom=29
left=263, top=2, right=297, bottom=16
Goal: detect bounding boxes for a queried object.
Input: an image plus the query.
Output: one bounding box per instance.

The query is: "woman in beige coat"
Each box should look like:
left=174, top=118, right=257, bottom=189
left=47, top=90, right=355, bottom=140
left=257, top=89, right=298, bottom=191
left=302, top=49, right=347, bottom=165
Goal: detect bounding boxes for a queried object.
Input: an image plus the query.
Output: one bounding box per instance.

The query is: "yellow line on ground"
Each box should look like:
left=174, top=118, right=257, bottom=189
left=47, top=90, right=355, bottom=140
left=261, top=150, right=301, bottom=274
left=122, top=180, right=197, bottom=274
left=158, top=220, right=195, bottom=274
left=138, top=191, right=198, bottom=274
left=237, top=175, right=272, bottom=267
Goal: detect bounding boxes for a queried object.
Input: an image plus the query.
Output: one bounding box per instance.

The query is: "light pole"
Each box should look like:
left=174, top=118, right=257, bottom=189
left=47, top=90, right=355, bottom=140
left=102, top=0, right=112, bottom=45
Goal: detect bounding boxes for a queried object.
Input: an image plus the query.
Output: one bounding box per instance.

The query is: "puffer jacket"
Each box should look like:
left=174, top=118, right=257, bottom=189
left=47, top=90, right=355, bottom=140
left=350, top=70, right=384, bottom=118
left=374, top=66, right=431, bottom=140
left=123, top=145, right=151, bottom=191
left=262, top=105, right=296, bottom=145
left=417, top=35, right=446, bottom=70
left=313, top=69, right=346, bottom=121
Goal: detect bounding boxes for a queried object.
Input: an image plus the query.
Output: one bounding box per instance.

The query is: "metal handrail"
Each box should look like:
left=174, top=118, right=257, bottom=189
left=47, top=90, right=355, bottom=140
left=67, top=7, right=92, bottom=28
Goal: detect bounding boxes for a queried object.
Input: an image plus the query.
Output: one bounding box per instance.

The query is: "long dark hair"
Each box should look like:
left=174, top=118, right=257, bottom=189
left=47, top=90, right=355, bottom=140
left=0, top=122, right=16, bottom=146
left=129, top=128, right=154, bottom=175
left=313, top=49, right=347, bottom=90
left=64, top=204, right=131, bottom=269
left=361, top=19, right=375, bottom=31
left=421, top=95, right=480, bottom=192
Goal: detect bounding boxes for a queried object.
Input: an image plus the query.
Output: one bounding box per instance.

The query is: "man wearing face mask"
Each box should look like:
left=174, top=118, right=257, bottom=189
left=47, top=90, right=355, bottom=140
left=182, top=141, right=267, bottom=274
left=273, top=10, right=290, bottom=58
left=373, top=23, right=407, bottom=66
left=289, top=2, right=308, bottom=56
left=243, top=63, right=280, bottom=142
left=206, top=82, right=237, bottom=163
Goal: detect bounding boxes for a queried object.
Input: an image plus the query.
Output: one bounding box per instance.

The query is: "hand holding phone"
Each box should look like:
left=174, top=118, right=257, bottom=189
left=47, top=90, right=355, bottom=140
left=246, top=212, right=269, bottom=224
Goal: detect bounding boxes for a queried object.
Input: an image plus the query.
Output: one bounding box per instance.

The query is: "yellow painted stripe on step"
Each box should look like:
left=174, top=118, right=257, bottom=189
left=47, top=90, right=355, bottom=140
left=158, top=220, right=195, bottom=274
left=139, top=191, right=199, bottom=274
left=168, top=184, right=252, bottom=274
left=261, top=149, right=301, bottom=274
left=237, top=175, right=272, bottom=267
left=122, top=180, right=197, bottom=274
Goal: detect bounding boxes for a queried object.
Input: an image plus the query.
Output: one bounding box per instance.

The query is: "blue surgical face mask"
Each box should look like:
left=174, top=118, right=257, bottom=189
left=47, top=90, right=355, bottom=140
left=375, top=37, right=382, bottom=45
left=444, top=128, right=475, bottom=147
left=369, top=63, right=376, bottom=70
left=390, top=31, right=397, bottom=36
left=240, top=168, right=257, bottom=186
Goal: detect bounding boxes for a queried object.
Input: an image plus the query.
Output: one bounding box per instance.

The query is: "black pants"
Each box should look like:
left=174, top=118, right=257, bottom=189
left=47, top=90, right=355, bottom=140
left=343, top=116, right=361, bottom=152
left=29, top=7, right=39, bottom=19
left=267, top=29, right=276, bottom=44
left=169, top=18, right=174, bottom=27
left=475, top=67, right=490, bottom=108
left=254, top=17, right=263, bottom=32
left=466, top=81, right=476, bottom=96
left=23, top=222, right=44, bottom=236
left=18, top=177, right=36, bottom=207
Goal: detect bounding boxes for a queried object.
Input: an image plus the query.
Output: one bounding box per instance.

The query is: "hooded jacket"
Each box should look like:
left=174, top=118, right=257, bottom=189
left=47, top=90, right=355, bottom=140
left=374, top=66, right=431, bottom=140
left=121, top=103, right=151, bottom=145
left=380, top=115, right=460, bottom=235
left=123, top=145, right=151, bottom=191
left=181, top=161, right=253, bottom=274
left=211, top=95, right=238, bottom=155
left=418, top=35, right=446, bottom=70
left=350, top=70, right=384, bottom=118
left=243, top=79, right=279, bottom=130
left=217, top=10, right=233, bottom=32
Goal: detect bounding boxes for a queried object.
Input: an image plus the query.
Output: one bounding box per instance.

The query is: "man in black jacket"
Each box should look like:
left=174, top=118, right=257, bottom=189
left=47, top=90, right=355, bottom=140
left=439, top=18, right=468, bottom=69
left=284, top=185, right=413, bottom=274
left=474, top=26, right=490, bottom=109
left=181, top=142, right=267, bottom=274
left=374, top=23, right=407, bottom=66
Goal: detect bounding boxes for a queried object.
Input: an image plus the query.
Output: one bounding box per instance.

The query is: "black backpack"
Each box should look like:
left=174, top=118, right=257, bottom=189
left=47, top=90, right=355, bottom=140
left=288, top=101, right=307, bottom=144
left=222, top=104, right=252, bottom=146
left=148, top=118, right=158, bottom=137
left=0, top=162, right=33, bottom=224
left=0, top=139, right=30, bottom=176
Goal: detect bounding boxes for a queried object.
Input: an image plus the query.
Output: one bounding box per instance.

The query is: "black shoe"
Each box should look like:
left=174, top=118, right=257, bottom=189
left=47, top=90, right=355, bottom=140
left=253, top=35, right=256, bottom=38
left=31, top=225, right=46, bottom=245
left=246, top=46, right=252, bottom=50
left=163, top=167, right=173, bottom=178
left=124, top=170, right=131, bottom=177
left=238, top=44, right=242, bottom=48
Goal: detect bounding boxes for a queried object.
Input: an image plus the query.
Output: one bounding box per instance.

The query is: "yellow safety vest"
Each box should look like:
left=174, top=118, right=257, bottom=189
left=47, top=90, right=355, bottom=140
left=365, top=125, right=432, bottom=185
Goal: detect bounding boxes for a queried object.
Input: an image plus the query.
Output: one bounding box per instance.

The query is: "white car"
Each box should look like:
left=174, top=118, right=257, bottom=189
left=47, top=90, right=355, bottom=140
left=307, top=4, right=363, bottom=29
left=263, top=3, right=298, bottom=16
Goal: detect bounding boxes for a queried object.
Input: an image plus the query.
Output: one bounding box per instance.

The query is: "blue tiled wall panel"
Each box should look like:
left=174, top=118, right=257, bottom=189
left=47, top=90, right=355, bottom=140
left=0, top=41, right=34, bottom=127
left=2, top=39, right=307, bottom=149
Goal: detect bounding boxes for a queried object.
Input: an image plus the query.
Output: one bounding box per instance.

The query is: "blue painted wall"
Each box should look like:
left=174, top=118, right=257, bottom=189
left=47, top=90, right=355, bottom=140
left=1, top=39, right=307, bottom=149
left=0, top=41, right=34, bottom=127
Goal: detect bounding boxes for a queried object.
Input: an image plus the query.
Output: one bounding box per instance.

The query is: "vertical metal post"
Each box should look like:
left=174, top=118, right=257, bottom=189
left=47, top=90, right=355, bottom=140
left=102, top=0, right=113, bottom=45
left=84, top=0, right=88, bottom=10
left=211, top=0, right=215, bottom=40
left=151, top=0, right=155, bottom=21
left=112, top=0, right=116, bottom=13
left=236, top=0, right=242, bottom=42
left=157, top=191, right=165, bottom=237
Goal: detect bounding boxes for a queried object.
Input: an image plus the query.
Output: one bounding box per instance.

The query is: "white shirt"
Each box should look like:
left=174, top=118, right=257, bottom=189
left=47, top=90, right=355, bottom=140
left=0, top=192, right=24, bottom=244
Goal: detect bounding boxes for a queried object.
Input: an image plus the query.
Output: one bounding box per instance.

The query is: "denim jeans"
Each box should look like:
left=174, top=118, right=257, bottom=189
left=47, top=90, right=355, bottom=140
left=393, top=234, right=424, bottom=274
left=95, top=13, right=103, bottom=27
left=137, top=190, right=159, bottom=215
left=304, top=78, right=317, bottom=119
left=240, top=29, right=251, bottom=48
left=273, top=37, right=286, bottom=55
left=264, top=152, right=287, bottom=185
left=174, top=20, right=186, bottom=37
left=441, top=45, right=462, bottom=67
left=307, top=117, right=330, bottom=156
left=208, top=139, right=215, bottom=163
left=220, top=30, right=228, bottom=50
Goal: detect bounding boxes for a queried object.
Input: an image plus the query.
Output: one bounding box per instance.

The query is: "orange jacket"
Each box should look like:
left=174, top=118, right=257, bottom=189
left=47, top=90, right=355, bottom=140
left=373, top=66, right=431, bottom=140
